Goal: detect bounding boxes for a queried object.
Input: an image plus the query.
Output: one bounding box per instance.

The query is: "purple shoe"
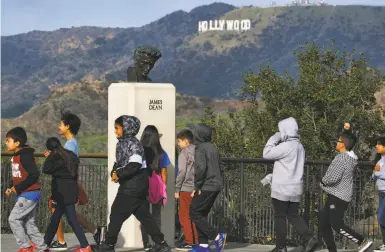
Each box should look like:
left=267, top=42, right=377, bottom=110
left=214, top=233, right=227, bottom=252
left=188, top=245, right=211, bottom=252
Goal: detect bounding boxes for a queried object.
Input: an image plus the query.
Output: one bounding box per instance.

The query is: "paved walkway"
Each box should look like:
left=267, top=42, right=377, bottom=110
left=1, top=234, right=358, bottom=251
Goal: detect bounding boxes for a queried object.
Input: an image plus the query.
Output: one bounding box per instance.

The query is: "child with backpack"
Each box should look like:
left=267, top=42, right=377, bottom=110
left=140, top=125, right=170, bottom=251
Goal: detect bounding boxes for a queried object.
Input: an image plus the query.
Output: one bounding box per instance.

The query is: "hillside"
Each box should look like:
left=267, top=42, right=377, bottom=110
left=0, top=80, right=247, bottom=153
left=2, top=3, right=385, bottom=118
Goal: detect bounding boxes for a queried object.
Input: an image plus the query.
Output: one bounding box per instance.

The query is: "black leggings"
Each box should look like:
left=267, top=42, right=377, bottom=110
left=44, top=203, right=89, bottom=248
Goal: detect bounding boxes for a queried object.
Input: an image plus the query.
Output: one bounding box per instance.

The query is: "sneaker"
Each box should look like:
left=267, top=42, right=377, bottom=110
left=358, top=239, right=373, bottom=252
left=49, top=241, right=67, bottom=251
left=175, top=240, right=187, bottom=248
left=74, top=246, right=92, bottom=252
left=214, top=233, right=227, bottom=252
left=18, top=248, right=34, bottom=252
left=29, top=242, right=38, bottom=251
left=270, top=247, right=287, bottom=252
left=175, top=244, right=194, bottom=251
left=374, top=244, right=385, bottom=252
left=93, top=230, right=100, bottom=244
left=303, top=236, right=318, bottom=252
left=96, top=243, right=115, bottom=252
left=144, top=242, right=152, bottom=251
left=187, top=245, right=210, bottom=252
left=149, top=241, right=171, bottom=252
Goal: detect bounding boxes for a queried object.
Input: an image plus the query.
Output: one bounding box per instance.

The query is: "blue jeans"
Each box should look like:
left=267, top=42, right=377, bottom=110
left=379, top=191, right=385, bottom=244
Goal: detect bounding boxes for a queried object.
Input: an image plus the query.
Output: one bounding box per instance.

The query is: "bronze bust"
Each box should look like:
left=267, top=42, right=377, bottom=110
left=127, top=45, right=162, bottom=82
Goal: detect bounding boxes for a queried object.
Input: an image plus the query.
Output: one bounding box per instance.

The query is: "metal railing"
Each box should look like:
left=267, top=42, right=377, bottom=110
left=1, top=153, right=379, bottom=249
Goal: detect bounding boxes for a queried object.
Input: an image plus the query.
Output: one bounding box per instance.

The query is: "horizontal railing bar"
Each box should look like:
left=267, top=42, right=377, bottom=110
left=1, top=152, right=108, bottom=159
left=1, top=152, right=375, bottom=166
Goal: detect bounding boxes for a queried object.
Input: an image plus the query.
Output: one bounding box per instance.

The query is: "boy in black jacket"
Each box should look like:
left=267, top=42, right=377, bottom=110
left=190, top=123, right=227, bottom=252
left=98, top=115, right=170, bottom=252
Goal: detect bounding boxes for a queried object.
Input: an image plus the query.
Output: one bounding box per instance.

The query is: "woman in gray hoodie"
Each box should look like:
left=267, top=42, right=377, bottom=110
left=263, top=117, right=317, bottom=252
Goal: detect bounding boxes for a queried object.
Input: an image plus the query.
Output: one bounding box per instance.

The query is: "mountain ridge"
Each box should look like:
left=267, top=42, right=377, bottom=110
left=2, top=3, right=385, bottom=117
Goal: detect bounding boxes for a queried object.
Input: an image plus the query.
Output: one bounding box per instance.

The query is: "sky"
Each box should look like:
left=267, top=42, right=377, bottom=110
left=2, top=0, right=385, bottom=36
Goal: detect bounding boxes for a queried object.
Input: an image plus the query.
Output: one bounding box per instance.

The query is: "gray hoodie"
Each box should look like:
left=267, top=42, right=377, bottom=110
left=175, top=144, right=195, bottom=193
left=263, top=117, right=305, bottom=202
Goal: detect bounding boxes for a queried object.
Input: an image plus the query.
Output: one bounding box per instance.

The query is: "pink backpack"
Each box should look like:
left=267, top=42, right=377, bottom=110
left=148, top=171, right=167, bottom=206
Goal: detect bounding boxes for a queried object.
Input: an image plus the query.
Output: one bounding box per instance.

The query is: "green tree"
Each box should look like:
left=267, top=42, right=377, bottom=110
left=206, top=41, right=385, bottom=160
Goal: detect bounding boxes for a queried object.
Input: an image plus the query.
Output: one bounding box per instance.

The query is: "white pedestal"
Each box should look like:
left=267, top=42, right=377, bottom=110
left=108, top=83, right=176, bottom=248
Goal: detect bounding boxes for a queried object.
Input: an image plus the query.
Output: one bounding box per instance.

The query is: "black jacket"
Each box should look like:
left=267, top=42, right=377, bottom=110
left=111, top=162, right=148, bottom=198
left=42, top=151, right=79, bottom=205
left=193, top=123, right=222, bottom=191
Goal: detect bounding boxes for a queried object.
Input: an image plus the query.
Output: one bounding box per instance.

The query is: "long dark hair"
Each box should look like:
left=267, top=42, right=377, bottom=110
left=46, top=137, right=77, bottom=176
left=141, top=125, right=163, bottom=174
left=374, top=137, right=385, bottom=165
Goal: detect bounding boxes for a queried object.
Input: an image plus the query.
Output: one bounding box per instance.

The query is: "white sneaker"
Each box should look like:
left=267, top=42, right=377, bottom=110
left=358, top=239, right=373, bottom=252
left=374, top=244, right=385, bottom=252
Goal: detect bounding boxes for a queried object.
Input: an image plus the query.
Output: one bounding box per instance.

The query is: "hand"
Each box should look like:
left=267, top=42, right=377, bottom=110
left=5, top=188, right=12, bottom=197
left=190, top=190, right=201, bottom=198
left=374, top=164, right=381, bottom=172
left=111, top=172, right=119, bottom=183
left=174, top=192, right=180, bottom=199
left=44, top=150, right=51, bottom=157
left=271, top=132, right=282, bottom=144
left=5, top=187, right=16, bottom=197
left=344, top=123, right=351, bottom=131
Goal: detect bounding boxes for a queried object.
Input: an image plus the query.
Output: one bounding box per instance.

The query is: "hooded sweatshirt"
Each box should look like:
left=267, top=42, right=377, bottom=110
left=112, top=115, right=148, bottom=196
left=194, top=123, right=222, bottom=191
left=42, top=150, right=79, bottom=204
left=175, top=144, right=195, bottom=193
left=373, top=156, right=385, bottom=191
left=263, top=117, right=305, bottom=202
left=11, top=146, right=41, bottom=195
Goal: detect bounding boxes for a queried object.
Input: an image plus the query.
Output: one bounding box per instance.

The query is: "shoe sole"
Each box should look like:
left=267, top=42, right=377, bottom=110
left=49, top=248, right=67, bottom=251
left=359, top=241, right=373, bottom=252
left=175, top=248, right=191, bottom=251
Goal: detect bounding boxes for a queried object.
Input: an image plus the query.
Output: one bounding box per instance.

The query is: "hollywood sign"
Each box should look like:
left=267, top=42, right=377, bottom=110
left=198, top=19, right=251, bottom=33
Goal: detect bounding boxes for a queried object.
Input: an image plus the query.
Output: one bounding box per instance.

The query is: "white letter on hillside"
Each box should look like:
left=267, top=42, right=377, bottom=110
left=233, top=20, right=240, bottom=31
left=219, top=20, right=225, bottom=30
left=209, top=20, right=221, bottom=31
left=198, top=21, right=208, bottom=33
left=226, top=20, right=234, bottom=31
left=241, top=19, right=251, bottom=31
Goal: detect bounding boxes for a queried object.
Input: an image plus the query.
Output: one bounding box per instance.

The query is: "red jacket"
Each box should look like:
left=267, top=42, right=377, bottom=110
left=11, top=146, right=41, bottom=194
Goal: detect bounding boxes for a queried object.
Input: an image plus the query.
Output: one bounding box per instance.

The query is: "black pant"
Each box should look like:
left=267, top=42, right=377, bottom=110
left=190, top=191, right=220, bottom=244
left=141, top=201, right=162, bottom=245
left=106, top=193, right=164, bottom=246
left=320, top=194, right=364, bottom=252
left=272, top=198, right=312, bottom=248
left=44, top=203, right=89, bottom=248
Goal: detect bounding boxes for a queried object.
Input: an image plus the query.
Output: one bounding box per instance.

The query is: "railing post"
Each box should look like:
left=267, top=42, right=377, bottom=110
left=317, top=165, right=325, bottom=243
left=303, top=165, right=310, bottom=226
left=239, top=162, right=245, bottom=242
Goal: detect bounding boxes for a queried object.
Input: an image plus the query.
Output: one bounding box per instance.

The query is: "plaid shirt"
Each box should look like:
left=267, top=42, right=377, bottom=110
left=321, top=152, right=358, bottom=202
